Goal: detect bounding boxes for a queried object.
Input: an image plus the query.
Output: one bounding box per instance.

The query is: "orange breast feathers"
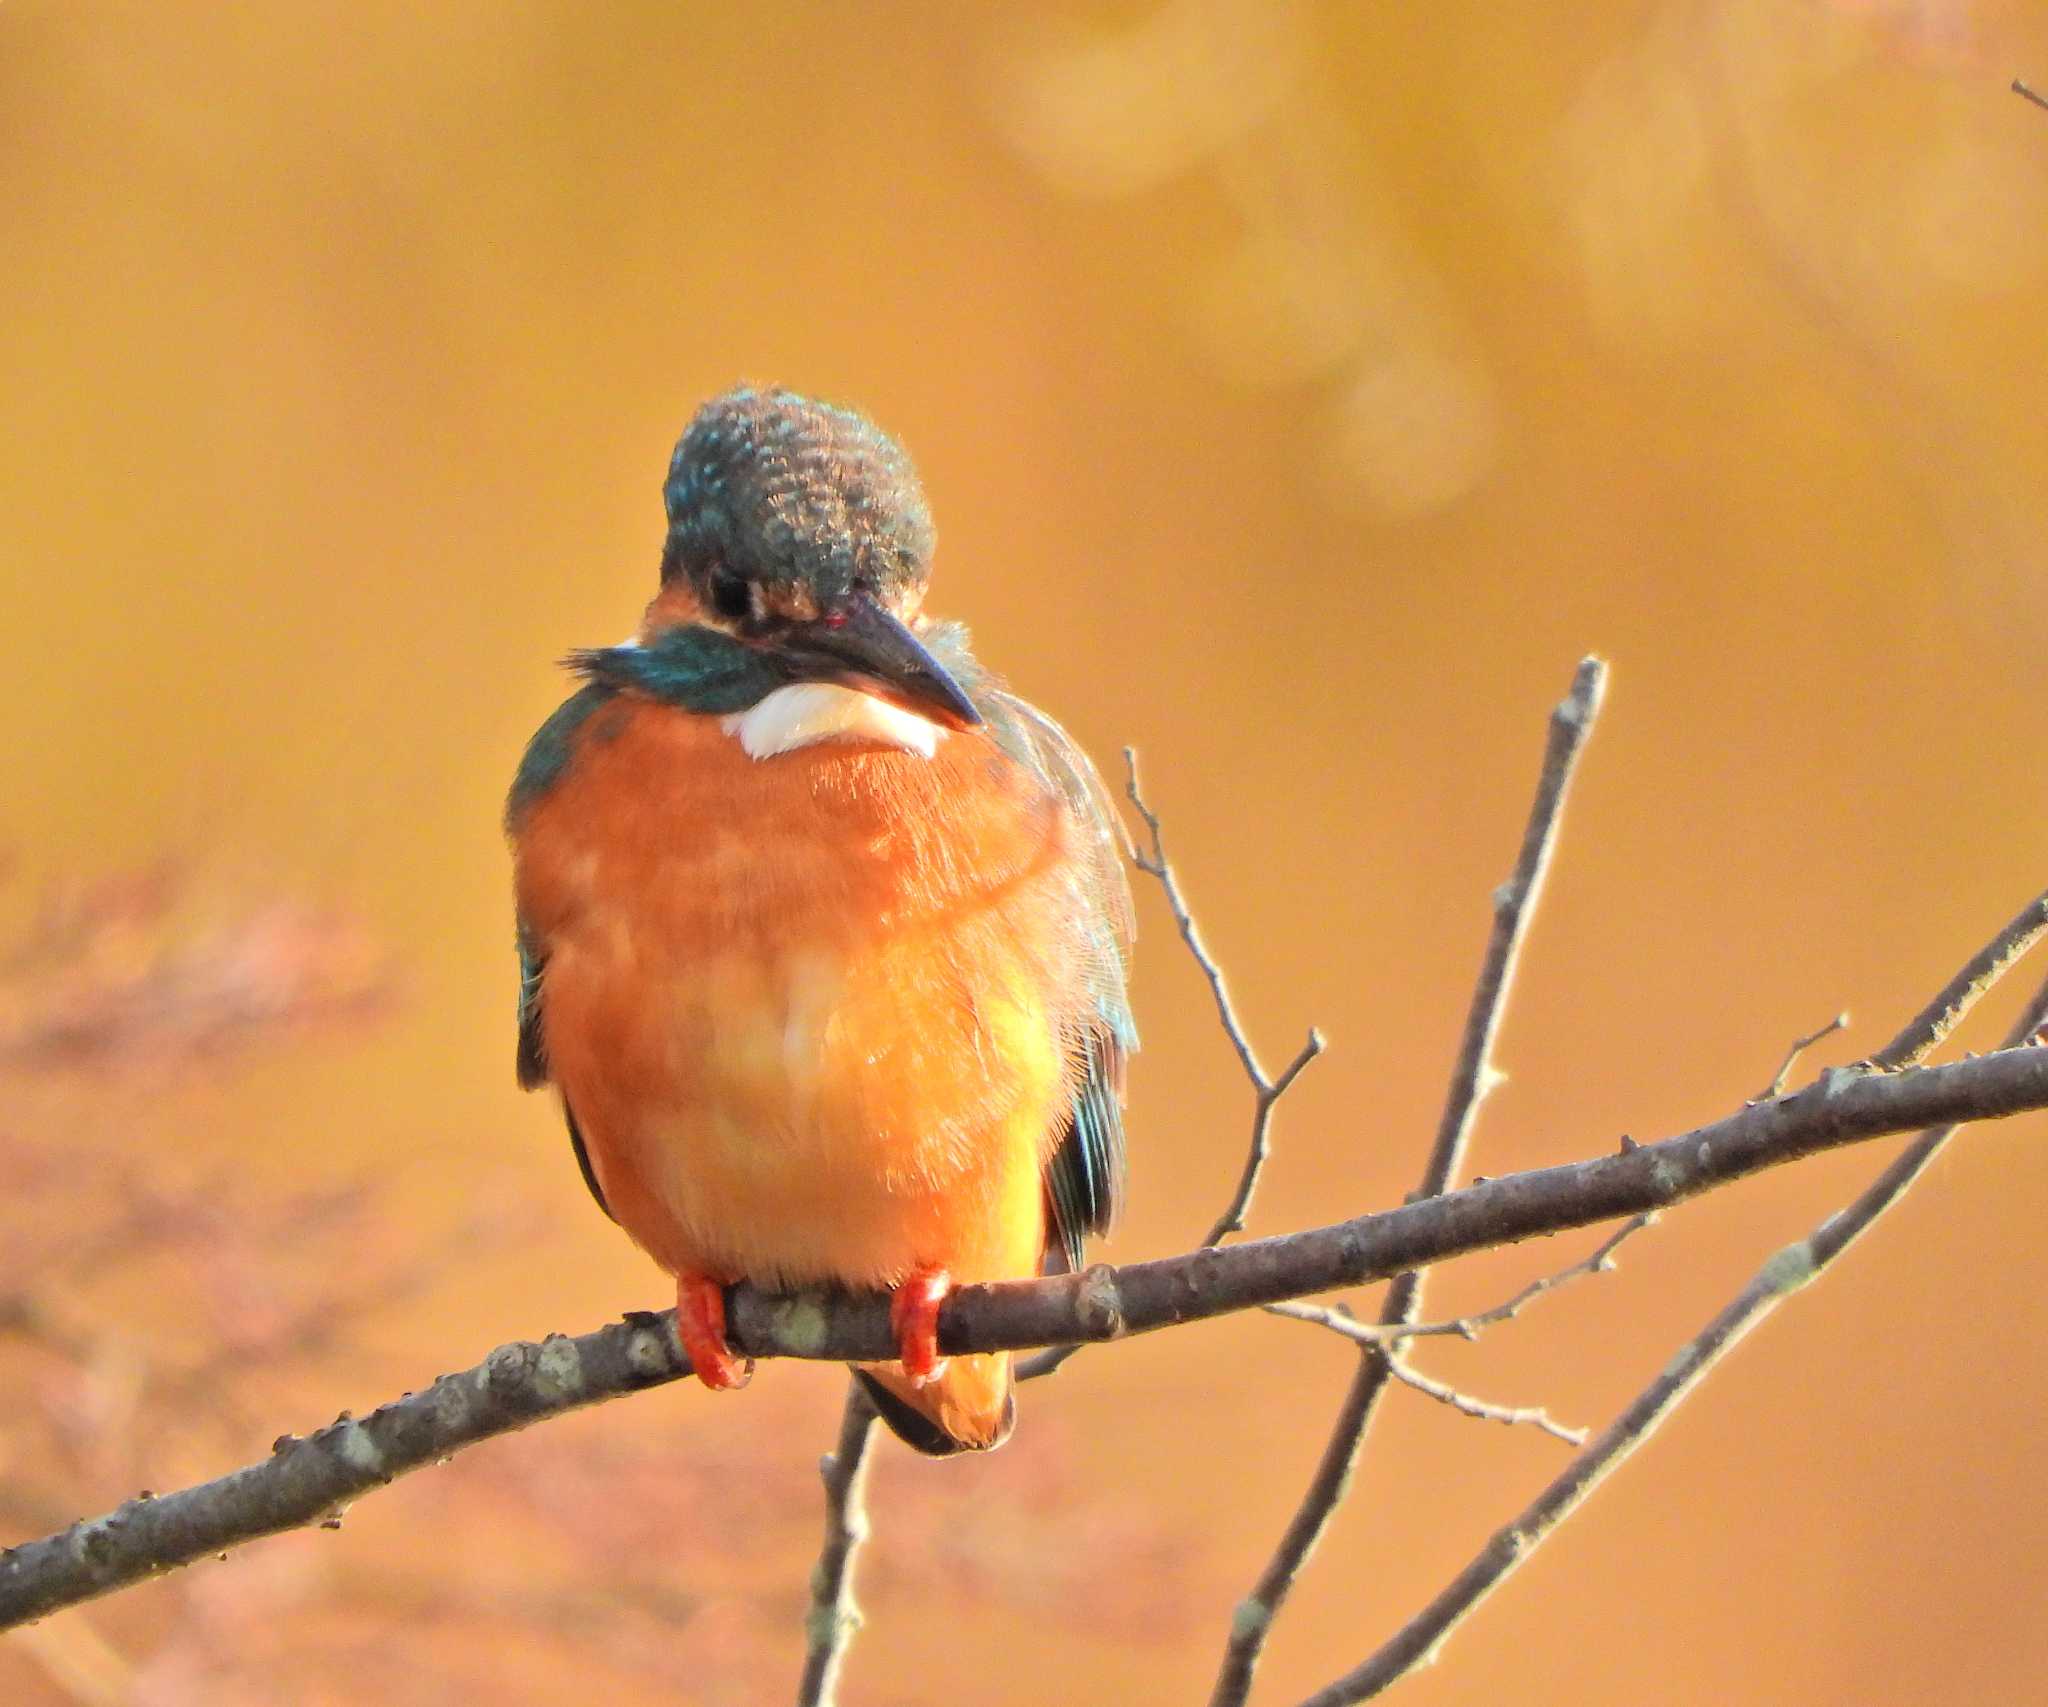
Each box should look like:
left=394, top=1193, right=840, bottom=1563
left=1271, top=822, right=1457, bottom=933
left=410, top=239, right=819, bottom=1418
left=512, top=694, right=1100, bottom=1297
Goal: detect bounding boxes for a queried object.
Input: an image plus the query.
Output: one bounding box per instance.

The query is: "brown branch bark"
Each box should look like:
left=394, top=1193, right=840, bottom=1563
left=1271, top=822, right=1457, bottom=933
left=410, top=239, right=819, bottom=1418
left=8, top=956, right=2047, bottom=1628
left=794, top=1381, right=878, bottom=1707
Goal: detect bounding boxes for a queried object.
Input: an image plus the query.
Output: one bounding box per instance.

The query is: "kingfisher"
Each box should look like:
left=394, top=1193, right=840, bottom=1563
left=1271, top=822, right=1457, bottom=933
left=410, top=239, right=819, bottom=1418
left=505, top=386, right=1135, bottom=1454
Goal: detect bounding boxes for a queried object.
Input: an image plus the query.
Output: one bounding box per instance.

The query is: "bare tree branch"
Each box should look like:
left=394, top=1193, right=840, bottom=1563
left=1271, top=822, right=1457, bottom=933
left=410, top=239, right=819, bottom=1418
left=1269, top=1305, right=1587, bottom=1446
left=1124, top=747, right=1327, bottom=1246
left=1379, top=1214, right=1655, bottom=1345
left=1208, top=654, right=1608, bottom=1707
left=1204, top=1029, right=1327, bottom=1248
left=2014, top=77, right=2048, bottom=113
left=1867, top=890, right=2048, bottom=1069
left=1265, top=1212, right=1651, bottom=1352
left=1021, top=755, right=1324, bottom=1384
left=5, top=1030, right=2048, bottom=1630
left=794, top=1382, right=878, bottom=1707
left=1295, top=962, right=2048, bottom=1704
left=1414, top=654, right=1610, bottom=1210
left=1376, top=1357, right=1583, bottom=1449
left=1121, top=745, right=1275, bottom=1101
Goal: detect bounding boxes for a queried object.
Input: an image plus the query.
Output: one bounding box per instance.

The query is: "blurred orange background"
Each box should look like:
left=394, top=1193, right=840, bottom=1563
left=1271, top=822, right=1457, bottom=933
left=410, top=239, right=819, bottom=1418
left=4, top=2, right=2047, bottom=1702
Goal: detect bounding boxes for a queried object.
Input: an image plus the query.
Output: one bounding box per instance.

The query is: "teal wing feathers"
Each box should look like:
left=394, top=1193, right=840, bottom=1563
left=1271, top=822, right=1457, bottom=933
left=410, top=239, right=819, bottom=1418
left=510, top=692, right=617, bottom=1224
left=516, top=912, right=614, bottom=1224
left=959, top=646, right=1136, bottom=1273
left=515, top=926, right=549, bottom=1091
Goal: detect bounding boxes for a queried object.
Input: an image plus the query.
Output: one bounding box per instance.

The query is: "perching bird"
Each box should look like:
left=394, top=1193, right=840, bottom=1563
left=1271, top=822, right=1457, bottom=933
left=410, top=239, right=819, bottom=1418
left=506, top=385, right=1134, bottom=1453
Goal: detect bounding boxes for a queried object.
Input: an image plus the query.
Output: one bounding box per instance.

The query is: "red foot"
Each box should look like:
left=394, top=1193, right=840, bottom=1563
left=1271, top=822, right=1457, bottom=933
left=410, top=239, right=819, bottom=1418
left=890, top=1268, right=953, bottom=1387
left=676, top=1273, right=751, bottom=1391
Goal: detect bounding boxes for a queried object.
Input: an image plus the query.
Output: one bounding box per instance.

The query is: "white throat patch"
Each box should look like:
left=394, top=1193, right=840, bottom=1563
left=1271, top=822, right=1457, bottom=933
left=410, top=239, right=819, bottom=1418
left=722, top=682, right=949, bottom=761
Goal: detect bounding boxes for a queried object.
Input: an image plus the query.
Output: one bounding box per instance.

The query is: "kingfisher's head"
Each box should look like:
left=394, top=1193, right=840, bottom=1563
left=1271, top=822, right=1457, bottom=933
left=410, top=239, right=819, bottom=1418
left=654, top=386, right=979, bottom=730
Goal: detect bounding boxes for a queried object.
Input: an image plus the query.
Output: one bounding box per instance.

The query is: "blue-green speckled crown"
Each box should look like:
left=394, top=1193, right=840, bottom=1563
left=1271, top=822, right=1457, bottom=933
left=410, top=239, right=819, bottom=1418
left=660, top=386, right=934, bottom=603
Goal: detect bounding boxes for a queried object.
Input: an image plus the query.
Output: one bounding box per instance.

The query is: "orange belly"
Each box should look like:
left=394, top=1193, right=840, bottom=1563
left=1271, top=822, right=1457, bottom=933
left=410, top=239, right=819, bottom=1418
left=513, top=695, right=1086, bottom=1294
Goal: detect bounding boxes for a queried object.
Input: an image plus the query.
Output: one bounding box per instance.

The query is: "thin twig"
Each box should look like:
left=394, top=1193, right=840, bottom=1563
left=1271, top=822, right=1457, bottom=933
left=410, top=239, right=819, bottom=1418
left=1123, top=746, right=1272, bottom=1096
left=1867, top=889, right=2048, bottom=1069
left=1268, top=1304, right=1586, bottom=1446
left=2015, top=77, right=2048, bottom=113
left=1297, top=939, right=2048, bottom=1703
left=1277, top=1214, right=1655, bottom=1348
left=1402, top=1212, right=1653, bottom=1342
left=1203, top=1029, right=1326, bottom=1247
left=1019, top=758, right=1325, bottom=1387
left=1415, top=655, right=1611, bottom=1204
left=794, top=1382, right=878, bottom=1707
left=1125, top=748, right=1327, bottom=1245
left=1207, top=655, right=1608, bottom=1707
left=8, top=1033, right=2048, bottom=1627
left=1380, top=1358, right=1584, bottom=1448
left=1760, top=1011, right=1849, bottom=1100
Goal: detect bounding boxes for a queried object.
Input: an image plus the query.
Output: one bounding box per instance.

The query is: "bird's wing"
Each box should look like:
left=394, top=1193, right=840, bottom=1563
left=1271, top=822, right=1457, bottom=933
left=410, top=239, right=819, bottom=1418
left=977, top=680, right=1138, bottom=1272
left=509, top=683, right=621, bottom=1225
left=515, top=921, right=615, bottom=1223
left=515, top=925, right=549, bottom=1091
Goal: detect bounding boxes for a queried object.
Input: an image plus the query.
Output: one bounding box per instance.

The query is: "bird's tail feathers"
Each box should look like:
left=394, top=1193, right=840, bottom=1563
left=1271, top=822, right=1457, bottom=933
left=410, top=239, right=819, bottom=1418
left=853, top=1353, right=1015, bottom=1456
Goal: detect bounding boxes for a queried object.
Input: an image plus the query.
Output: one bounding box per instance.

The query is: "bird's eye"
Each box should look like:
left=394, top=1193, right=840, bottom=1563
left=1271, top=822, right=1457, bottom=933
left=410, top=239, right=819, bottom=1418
left=707, top=568, right=753, bottom=624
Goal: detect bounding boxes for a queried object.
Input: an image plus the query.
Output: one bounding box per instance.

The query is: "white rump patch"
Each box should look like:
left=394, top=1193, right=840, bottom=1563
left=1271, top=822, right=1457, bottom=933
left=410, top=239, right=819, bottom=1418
left=723, top=682, right=948, bottom=760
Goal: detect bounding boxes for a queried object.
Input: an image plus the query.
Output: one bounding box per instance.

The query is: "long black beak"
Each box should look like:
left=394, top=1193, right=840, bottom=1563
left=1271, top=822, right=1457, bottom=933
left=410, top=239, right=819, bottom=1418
left=779, top=593, right=982, bottom=730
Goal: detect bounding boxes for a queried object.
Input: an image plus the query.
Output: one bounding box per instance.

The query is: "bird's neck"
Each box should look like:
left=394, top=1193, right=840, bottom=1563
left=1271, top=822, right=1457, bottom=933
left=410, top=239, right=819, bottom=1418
left=571, top=624, right=783, bottom=715
left=570, top=623, right=968, bottom=760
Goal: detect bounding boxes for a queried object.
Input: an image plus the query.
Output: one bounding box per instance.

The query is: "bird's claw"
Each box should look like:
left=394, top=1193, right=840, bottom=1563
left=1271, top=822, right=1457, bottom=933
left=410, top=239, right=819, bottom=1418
left=676, top=1272, right=752, bottom=1391
left=890, top=1268, right=952, bottom=1386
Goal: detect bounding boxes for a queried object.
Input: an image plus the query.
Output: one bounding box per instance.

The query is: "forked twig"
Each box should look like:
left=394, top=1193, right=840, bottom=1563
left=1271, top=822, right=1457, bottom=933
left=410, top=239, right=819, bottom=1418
left=1124, top=747, right=1326, bottom=1247
left=1208, top=656, right=1608, bottom=1707
left=1270, top=1303, right=1587, bottom=1446
left=1278, top=1213, right=1655, bottom=1348
left=794, top=1382, right=878, bottom=1707
left=1404, top=1212, right=1653, bottom=1341
left=1297, top=918, right=2048, bottom=1704
left=1204, top=1030, right=1326, bottom=1248
left=1019, top=754, right=1323, bottom=1386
